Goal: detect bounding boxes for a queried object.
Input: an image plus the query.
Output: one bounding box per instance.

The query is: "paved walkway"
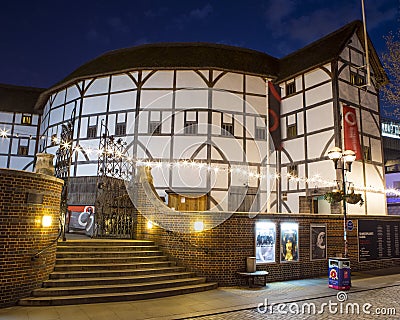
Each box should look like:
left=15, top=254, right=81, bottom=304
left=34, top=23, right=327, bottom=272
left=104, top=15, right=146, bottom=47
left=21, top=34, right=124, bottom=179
left=1, top=267, right=400, bottom=320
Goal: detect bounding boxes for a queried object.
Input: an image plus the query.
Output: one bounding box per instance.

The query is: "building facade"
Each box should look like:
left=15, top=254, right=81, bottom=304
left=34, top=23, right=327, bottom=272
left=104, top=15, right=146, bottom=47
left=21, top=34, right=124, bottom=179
left=0, top=20, right=390, bottom=215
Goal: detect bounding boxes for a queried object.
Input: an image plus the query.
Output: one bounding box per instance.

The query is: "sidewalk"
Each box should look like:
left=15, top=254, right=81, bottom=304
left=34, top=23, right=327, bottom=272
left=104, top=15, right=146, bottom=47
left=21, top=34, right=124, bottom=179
left=1, top=268, right=400, bottom=320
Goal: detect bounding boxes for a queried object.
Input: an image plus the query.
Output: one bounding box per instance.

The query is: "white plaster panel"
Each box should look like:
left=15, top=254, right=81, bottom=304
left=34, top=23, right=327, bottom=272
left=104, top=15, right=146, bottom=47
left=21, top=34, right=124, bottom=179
left=81, top=96, right=108, bottom=115
left=109, top=91, right=136, bottom=111
left=297, top=112, right=304, bottom=135
left=246, top=116, right=255, bottom=138
left=150, top=167, right=170, bottom=189
left=172, top=136, right=207, bottom=160
left=137, top=111, right=149, bottom=134
left=365, top=192, right=386, bottom=215
left=161, top=111, right=172, bottom=134
left=66, top=85, right=81, bottom=103
left=141, top=90, right=173, bottom=109
left=198, top=112, right=208, bottom=134
left=307, top=130, right=335, bottom=159
left=214, top=72, right=243, bottom=92
left=339, top=81, right=359, bottom=105
left=282, top=138, right=304, bottom=162
left=111, top=74, right=136, bottom=92
left=308, top=160, right=336, bottom=186
left=174, top=112, right=184, bottom=134
left=0, top=112, right=13, bottom=123
left=211, top=168, right=228, bottom=189
left=246, top=95, right=267, bottom=116
left=76, top=163, right=98, bottom=177
left=53, top=90, right=66, bottom=108
left=360, top=91, right=378, bottom=111
left=107, top=114, right=116, bottom=135
left=79, top=117, right=88, bottom=139
left=281, top=94, right=302, bottom=115
left=212, top=112, right=221, bottom=135
left=306, top=103, right=334, bottom=133
left=304, top=67, right=331, bottom=89
left=246, top=75, right=266, bottom=95
left=213, top=137, right=244, bottom=163
left=371, top=138, right=383, bottom=163
left=176, top=71, right=208, bottom=88
left=210, top=191, right=228, bottom=211
left=127, top=112, right=135, bottom=134
left=49, top=106, right=64, bottom=126
left=85, top=77, right=110, bottom=95
left=245, top=140, right=264, bottom=163
left=212, top=90, right=242, bottom=112
left=340, top=47, right=350, bottom=61
left=351, top=47, right=364, bottom=66
left=361, top=111, right=380, bottom=137
left=234, top=115, right=244, bottom=138
left=141, top=136, right=173, bottom=159
left=287, top=193, right=300, bottom=213
left=365, top=163, right=384, bottom=190
left=9, top=157, right=32, bottom=171
left=0, top=139, right=10, bottom=154
left=142, top=71, right=173, bottom=88
left=175, top=89, right=208, bottom=109
left=305, top=82, right=332, bottom=106
left=0, top=155, right=7, bottom=168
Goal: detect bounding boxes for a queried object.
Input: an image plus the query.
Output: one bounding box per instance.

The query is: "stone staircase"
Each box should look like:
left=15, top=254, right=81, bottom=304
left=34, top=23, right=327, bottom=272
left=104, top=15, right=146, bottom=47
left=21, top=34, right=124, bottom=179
left=19, top=239, right=217, bottom=306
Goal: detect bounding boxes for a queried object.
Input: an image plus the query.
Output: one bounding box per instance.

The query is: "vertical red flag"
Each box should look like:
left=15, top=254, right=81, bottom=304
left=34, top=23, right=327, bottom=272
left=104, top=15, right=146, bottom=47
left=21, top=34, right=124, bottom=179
left=343, top=105, right=363, bottom=160
left=268, top=81, right=282, bottom=150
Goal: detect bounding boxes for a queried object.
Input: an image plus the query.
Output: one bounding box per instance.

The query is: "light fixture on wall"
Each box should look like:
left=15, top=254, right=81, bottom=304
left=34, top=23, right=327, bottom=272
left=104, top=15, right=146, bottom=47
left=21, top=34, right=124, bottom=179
left=147, top=220, right=153, bottom=230
left=41, top=215, right=52, bottom=228
left=193, top=221, right=204, bottom=232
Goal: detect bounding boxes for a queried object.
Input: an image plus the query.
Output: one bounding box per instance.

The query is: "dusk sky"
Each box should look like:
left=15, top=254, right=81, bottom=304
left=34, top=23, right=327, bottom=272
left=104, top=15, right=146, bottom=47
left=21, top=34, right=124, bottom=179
left=0, top=0, right=397, bottom=89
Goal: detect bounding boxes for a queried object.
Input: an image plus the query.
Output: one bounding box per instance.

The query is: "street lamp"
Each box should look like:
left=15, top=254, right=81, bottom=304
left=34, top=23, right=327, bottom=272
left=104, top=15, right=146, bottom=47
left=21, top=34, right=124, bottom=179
left=328, top=147, right=356, bottom=258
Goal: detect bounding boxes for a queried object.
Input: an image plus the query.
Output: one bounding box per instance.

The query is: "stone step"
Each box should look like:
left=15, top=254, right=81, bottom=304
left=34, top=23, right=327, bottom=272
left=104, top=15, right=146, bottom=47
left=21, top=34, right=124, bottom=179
left=54, top=261, right=175, bottom=272
left=18, top=282, right=219, bottom=306
left=33, top=278, right=206, bottom=297
left=55, top=255, right=168, bottom=265
left=49, top=266, right=187, bottom=279
left=57, top=240, right=155, bottom=247
left=56, top=250, right=162, bottom=258
left=56, top=245, right=159, bottom=252
left=44, top=272, right=196, bottom=287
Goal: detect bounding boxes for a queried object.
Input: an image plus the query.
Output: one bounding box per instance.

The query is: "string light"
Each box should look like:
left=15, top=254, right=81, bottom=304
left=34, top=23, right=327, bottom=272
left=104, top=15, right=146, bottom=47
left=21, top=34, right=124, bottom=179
left=0, top=129, right=8, bottom=138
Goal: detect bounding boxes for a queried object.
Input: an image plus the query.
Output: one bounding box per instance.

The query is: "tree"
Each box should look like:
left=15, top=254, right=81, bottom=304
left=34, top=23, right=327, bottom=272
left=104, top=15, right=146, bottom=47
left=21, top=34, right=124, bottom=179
left=381, top=29, right=400, bottom=118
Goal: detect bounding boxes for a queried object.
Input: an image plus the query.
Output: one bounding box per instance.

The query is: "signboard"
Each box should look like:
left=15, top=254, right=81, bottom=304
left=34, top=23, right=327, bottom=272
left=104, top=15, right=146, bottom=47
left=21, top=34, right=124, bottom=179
left=347, top=220, right=354, bottom=231
left=255, top=221, right=276, bottom=264
left=358, top=220, right=400, bottom=262
left=310, top=224, right=327, bottom=260
left=280, top=222, right=299, bottom=262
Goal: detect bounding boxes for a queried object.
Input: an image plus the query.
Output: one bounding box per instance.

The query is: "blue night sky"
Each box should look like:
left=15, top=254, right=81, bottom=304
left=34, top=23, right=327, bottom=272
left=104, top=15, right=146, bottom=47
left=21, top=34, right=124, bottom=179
left=0, top=0, right=397, bottom=89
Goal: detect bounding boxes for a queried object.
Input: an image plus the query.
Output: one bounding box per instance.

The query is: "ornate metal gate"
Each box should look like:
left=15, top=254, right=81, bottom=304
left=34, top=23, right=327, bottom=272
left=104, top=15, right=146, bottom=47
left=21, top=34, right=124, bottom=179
left=94, top=121, right=137, bottom=238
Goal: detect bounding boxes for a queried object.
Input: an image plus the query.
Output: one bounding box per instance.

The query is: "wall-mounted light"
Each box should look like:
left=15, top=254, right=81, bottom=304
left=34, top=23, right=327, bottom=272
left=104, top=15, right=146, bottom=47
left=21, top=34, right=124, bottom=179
left=42, top=215, right=52, bottom=227
left=147, top=220, right=153, bottom=229
left=194, top=221, right=204, bottom=232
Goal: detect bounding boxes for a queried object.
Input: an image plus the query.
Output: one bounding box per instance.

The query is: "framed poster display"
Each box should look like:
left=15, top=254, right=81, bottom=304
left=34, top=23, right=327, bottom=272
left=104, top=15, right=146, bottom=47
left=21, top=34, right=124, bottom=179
left=280, top=222, right=299, bottom=262
left=255, top=221, right=276, bottom=264
left=310, top=224, right=327, bottom=260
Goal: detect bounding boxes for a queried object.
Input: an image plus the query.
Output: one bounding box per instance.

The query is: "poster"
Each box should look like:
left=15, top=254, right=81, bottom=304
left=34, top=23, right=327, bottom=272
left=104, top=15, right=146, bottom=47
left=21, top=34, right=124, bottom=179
left=310, top=224, right=327, bottom=260
left=280, top=222, right=299, bottom=262
left=255, top=221, right=276, bottom=263
left=358, top=220, right=400, bottom=262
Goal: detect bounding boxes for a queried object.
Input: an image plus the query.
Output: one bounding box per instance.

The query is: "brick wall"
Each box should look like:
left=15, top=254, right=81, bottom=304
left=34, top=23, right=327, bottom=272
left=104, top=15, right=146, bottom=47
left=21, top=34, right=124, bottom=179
left=134, top=178, right=400, bottom=286
left=0, top=169, right=63, bottom=307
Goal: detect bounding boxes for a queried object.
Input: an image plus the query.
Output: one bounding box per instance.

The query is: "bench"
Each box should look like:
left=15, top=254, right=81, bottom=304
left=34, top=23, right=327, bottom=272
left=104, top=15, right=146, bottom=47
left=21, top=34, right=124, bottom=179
left=237, top=270, right=269, bottom=287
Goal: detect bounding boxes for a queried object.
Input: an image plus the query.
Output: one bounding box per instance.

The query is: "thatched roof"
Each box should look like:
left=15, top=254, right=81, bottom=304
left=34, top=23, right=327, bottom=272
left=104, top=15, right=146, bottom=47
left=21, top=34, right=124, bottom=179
left=0, top=83, right=45, bottom=114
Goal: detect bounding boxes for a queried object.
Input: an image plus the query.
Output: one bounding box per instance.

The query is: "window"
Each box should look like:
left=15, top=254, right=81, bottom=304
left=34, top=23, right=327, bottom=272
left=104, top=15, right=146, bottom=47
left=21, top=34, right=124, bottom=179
left=149, top=121, right=162, bottom=135
left=363, top=145, right=371, bottom=161
left=255, top=127, right=267, bottom=140
left=288, top=164, right=298, bottom=177
left=222, top=122, right=234, bottom=136
left=87, top=125, right=97, bottom=138
left=115, top=122, right=126, bottom=136
left=350, top=71, right=366, bottom=87
left=286, top=81, right=296, bottom=95
left=18, top=145, right=29, bottom=156
left=184, top=111, right=198, bottom=135
left=21, top=114, right=32, bottom=125
left=287, top=123, right=297, bottom=139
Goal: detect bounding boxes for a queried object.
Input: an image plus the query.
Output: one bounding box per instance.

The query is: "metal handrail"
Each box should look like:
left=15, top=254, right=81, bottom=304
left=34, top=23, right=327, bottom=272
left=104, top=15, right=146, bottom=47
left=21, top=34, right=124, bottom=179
left=31, top=217, right=63, bottom=261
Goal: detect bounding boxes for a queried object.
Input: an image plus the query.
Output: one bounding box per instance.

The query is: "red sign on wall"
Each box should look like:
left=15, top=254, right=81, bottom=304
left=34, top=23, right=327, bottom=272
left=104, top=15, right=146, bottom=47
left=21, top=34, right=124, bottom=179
left=343, top=105, right=363, bottom=160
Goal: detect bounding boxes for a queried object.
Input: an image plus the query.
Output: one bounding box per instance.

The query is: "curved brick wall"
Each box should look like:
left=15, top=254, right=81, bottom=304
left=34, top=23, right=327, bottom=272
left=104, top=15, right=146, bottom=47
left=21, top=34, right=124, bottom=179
left=0, top=169, right=63, bottom=307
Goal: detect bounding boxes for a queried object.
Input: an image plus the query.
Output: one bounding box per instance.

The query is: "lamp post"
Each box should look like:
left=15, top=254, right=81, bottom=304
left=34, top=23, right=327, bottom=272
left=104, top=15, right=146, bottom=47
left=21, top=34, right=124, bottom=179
left=328, top=147, right=356, bottom=258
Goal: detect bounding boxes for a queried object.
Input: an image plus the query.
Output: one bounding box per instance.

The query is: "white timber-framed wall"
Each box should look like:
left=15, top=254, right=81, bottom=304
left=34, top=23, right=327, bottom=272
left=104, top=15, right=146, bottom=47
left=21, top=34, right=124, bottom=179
left=39, top=69, right=274, bottom=211
left=278, top=31, right=386, bottom=215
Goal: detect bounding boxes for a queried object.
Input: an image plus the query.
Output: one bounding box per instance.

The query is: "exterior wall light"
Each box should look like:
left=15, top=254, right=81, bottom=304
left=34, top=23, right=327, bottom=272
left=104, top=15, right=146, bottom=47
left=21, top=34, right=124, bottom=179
left=194, top=221, right=204, bottom=232
left=42, top=215, right=52, bottom=227
left=147, top=220, right=153, bottom=229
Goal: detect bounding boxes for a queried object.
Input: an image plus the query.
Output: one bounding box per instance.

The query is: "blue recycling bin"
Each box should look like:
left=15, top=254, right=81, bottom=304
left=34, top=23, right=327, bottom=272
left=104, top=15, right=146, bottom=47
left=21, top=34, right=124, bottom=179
left=328, top=257, right=351, bottom=290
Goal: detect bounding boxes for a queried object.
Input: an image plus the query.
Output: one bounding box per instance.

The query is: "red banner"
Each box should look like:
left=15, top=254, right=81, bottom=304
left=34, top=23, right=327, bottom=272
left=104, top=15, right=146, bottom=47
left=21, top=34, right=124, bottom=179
left=343, top=105, right=362, bottom=160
